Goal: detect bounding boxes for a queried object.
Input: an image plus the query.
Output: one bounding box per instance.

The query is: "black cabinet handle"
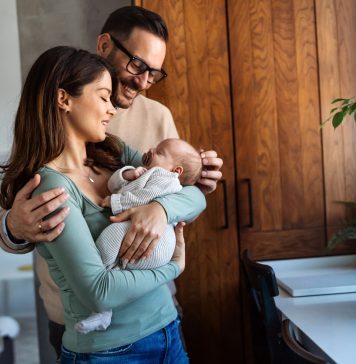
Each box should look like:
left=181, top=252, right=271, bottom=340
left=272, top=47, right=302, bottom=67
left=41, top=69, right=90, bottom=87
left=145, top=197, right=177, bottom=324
left=241, top=178, right=254, bottom=228
left=220, top=179, right=229, bottom=229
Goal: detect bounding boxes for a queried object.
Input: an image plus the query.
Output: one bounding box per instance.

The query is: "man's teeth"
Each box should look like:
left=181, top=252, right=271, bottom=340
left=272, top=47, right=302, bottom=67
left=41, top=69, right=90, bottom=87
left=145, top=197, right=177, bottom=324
left=123, top=84, right=136, bottom=93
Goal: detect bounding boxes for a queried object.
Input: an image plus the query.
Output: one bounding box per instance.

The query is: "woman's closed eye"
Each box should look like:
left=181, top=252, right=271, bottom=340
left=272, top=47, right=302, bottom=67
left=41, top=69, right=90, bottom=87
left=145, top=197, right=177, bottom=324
left=101, top=97, right=110, bottom=103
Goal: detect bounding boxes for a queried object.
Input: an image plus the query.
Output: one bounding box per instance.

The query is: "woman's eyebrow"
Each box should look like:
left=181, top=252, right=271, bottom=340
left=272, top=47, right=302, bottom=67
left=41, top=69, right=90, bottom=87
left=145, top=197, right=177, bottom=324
left=97, top=87, right=112, bottom=94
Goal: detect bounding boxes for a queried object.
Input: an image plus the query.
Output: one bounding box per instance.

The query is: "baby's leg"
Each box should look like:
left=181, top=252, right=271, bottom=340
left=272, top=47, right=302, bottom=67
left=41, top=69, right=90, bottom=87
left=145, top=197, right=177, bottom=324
left=95, top=222, right=176, bottom=269
left=126, top=224, right=176, bottom=269
left=75, top=223, right=176, bottom=334
left=73, top=223, right=133, bottom=335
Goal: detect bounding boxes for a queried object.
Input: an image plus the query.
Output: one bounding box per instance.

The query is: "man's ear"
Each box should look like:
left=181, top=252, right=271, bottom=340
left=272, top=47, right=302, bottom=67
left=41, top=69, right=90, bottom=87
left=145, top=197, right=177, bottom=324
left=57, top=88, right=70, bottom=113
left=173, top=166, right=184, bottom=176
left=97, top=33, right=113, bottom=57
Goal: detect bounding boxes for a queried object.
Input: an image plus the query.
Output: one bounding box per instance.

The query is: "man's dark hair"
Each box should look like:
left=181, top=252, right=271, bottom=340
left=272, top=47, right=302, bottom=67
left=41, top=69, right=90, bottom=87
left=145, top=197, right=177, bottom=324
left=101, top=6, right=168, bottom=42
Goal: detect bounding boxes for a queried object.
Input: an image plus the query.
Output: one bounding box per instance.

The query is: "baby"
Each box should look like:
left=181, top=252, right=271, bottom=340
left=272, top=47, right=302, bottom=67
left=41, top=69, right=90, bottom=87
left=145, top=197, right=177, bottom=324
left=75, top=138, right=202, bottom=334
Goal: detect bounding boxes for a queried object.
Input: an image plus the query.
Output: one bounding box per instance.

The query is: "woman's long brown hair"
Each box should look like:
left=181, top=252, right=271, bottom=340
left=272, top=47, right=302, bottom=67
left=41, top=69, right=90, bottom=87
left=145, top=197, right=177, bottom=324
left=0, top=46, right=123, bottom=209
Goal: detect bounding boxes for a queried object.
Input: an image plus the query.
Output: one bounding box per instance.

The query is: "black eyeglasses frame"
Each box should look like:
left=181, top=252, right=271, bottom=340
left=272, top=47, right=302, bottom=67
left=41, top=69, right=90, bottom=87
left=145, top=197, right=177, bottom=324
left=109, top=33, right=167, bottom=85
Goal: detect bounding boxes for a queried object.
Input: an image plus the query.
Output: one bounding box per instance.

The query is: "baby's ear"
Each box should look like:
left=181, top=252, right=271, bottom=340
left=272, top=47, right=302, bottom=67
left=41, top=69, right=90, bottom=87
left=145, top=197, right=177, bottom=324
left=173, top=166, right=183, bottom=176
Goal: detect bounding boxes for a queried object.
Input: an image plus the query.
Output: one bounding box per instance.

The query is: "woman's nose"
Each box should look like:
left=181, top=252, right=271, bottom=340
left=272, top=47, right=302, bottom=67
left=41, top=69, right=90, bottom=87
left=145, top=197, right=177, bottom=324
left=108, top=102, right=117, bottom=116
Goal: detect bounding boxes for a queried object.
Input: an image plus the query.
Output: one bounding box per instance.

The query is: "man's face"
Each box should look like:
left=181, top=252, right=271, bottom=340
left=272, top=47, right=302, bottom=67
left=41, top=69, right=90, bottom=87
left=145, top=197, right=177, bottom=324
left=101, top=28, right=166, bottom=109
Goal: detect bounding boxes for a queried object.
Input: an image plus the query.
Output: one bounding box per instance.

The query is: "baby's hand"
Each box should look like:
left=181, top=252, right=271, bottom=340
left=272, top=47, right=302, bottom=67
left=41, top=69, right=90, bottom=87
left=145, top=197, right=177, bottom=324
left=100, top=196, right=112, bottom=208
left=123, top=167, right=147, bottom=181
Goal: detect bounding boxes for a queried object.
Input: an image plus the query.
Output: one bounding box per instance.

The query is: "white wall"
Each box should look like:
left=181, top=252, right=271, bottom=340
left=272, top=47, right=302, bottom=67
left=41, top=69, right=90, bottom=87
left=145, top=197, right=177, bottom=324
left=0, top=0, right=35, bottom=318
left=0, top=0, right=21, bottom=156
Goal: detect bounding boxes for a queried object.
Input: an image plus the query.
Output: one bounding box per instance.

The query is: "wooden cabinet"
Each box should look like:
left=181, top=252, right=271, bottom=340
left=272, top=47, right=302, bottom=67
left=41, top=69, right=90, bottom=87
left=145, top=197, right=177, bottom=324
left=137, top=1, right=243, bottom=363
left=316, top=0, right=356, bottom=241
left=229, top=0, right=326, bottom=260
left=134, top=0, right=356, bottom=362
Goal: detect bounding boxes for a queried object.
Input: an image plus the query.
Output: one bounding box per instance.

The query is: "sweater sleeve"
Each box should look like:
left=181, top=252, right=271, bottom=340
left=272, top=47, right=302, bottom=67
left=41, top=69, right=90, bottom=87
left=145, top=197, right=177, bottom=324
left=121, top=143, right=207, bottom=224
left=0, top=209, right=34, bottom=254
left=34, top=171, right=181, bottom=313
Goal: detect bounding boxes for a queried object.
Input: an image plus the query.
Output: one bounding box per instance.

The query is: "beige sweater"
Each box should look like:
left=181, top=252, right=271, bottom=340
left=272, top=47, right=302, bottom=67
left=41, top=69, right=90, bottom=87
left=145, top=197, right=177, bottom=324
left=0, top=94, right=179, bottom=324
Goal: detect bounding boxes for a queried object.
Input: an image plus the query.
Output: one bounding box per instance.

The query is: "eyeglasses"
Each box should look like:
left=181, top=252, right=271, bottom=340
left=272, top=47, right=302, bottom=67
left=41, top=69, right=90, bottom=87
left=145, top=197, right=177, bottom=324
left=109, top=34, right=167, bottom=85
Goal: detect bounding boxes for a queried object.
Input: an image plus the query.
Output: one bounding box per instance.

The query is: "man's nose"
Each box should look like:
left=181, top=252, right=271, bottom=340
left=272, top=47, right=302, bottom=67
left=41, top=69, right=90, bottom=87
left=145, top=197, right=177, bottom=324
left=134, top=71, right=150, bottom=90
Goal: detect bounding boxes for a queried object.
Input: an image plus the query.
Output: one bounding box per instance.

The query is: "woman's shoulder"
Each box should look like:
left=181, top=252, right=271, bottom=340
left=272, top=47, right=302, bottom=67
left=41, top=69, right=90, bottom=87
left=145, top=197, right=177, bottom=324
left=35, top=166, right=82, bottom=202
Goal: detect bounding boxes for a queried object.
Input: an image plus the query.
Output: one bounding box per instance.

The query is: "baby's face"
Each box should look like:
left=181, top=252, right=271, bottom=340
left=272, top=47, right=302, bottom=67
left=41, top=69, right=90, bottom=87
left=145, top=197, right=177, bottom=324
left=142, top=139, right=182, bottom=171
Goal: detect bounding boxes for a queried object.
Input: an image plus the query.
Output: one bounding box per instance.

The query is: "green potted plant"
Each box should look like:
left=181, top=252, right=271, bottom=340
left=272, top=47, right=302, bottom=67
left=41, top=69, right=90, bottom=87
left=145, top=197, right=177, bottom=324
left=323, top=97, right=356, bottom=128
left=324, top=97, right=356, bottom=250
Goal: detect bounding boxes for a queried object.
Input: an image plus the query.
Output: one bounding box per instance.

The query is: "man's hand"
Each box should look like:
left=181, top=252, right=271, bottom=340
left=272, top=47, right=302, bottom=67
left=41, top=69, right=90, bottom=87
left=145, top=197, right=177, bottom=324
left=6, top=174, right=70, bottom=243
left=110, top=202, right=167, bottom=266
left=198, top=150, right=223, bottom=194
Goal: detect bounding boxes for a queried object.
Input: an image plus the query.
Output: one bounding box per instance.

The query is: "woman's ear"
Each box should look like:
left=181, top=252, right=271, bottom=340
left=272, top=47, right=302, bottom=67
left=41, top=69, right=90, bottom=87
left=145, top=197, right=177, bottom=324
left=57, top=88, right=70, bottom=113
left=173, top=166, right=184, bottom=176
left=97, top=33, right=113, bottom=57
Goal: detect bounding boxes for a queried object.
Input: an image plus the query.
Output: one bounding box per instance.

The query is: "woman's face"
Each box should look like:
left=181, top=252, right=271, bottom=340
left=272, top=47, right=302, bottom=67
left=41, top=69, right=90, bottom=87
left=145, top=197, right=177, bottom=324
left=65, top=70, right=116, bottom=143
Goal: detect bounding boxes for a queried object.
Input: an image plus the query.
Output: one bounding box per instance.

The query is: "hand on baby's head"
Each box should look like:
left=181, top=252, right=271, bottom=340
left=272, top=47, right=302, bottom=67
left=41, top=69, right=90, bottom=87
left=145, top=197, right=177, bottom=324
left=123, top=167, right=147, bottom=181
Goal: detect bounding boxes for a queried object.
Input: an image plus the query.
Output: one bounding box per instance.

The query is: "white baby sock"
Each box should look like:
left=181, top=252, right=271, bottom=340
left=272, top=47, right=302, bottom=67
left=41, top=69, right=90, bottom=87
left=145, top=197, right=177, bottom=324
left=74, top=310, right=112, bottom=334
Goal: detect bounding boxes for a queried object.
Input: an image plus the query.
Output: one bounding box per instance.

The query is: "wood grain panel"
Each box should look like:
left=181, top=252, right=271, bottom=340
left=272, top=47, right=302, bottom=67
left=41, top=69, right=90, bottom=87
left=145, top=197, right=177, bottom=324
left=272, top=0, right=304, bottom=228
left=229, top=0, right=259, bottom=231
left=141, top=1, right=242, bottom=362
left=316, top=0, right=345, bottom=227
left=205, top=0, right=242, bottom=359
left=294, top=0, right=325, bottom=228
left=230, top=0, right=325, bottom=259
left=317, top=0, right=356, bottom=238
left=240, top=227, right=326, bottom=260
left=250, top=0, right=282, bottom=231
left=336, top=0, right=356, bottom=213
left=143, top=0, right=191, bottom=141
left=182, top=1, right=221, bottom=362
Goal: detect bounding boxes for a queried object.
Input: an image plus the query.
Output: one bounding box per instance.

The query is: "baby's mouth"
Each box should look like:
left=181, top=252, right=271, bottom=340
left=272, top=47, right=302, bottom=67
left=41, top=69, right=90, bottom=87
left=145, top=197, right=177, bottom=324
left=142, top=151, right=152, bottom=166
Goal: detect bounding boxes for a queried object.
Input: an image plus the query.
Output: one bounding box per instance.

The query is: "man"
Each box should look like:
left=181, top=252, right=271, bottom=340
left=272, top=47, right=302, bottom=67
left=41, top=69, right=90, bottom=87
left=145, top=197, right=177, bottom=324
left=0, top=5, right=222, bottom=359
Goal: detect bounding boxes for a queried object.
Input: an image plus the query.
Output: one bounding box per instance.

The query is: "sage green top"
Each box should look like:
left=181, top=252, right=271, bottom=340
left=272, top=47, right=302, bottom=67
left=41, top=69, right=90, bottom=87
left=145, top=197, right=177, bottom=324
left=34, top=143, right=206, bottom=353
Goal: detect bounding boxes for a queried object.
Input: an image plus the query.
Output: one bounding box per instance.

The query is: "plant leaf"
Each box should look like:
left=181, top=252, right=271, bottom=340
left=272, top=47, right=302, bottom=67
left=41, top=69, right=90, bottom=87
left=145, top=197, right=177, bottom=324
left=332, top=111, right=345, bottom=128
left=327, top=227, right=356, bottom=251
left=348, top=102, right=356, bottom=114
left=332, top=98, right=346, bottom=104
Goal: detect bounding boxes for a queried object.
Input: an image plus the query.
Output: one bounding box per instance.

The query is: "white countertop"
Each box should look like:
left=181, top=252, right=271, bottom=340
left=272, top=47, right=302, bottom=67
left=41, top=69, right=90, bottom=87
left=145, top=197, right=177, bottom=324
left=276, top=288, right=356, bottom=364
left=265, top=255, right=356, bottom=296
left=265, top=255, right=356, bottom=364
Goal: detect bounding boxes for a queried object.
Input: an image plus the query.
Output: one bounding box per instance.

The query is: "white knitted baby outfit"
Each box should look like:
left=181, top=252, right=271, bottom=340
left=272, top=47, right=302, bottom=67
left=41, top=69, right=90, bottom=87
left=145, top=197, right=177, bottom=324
left=75, top=166, right=182, bottom=334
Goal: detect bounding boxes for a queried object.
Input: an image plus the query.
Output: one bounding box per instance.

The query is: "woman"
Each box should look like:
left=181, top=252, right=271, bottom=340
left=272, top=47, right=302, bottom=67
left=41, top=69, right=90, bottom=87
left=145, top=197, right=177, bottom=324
left=0, top=46, right=205, bottom=363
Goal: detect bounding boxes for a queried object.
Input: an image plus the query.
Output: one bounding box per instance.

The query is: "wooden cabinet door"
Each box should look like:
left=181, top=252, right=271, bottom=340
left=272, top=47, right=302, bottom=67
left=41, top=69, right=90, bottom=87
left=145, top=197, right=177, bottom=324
left=136, top=1, right=242, bottom=363
left=228, top=0, right=326, bottom=260
left=316, top=0, right=356, bottom=253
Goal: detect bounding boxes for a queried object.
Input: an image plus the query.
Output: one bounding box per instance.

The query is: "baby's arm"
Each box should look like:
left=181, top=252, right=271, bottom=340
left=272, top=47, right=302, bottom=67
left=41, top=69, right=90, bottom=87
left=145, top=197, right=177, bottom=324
left=122, top=167, right=147, bottom=181
left=101, top=166, right=148, bottom=208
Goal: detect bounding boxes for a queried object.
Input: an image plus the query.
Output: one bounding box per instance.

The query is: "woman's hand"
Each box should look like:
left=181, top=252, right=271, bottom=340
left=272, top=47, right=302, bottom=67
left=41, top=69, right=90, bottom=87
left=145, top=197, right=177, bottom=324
left=171, top=222, right=186, bottom=272
left=110, top=202, right=167, bottom=266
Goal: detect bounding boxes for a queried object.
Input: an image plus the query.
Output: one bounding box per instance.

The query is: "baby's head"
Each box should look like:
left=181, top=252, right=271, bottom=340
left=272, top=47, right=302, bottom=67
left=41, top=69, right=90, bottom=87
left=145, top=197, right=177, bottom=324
left=142, top=138, right=202, bottom=185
